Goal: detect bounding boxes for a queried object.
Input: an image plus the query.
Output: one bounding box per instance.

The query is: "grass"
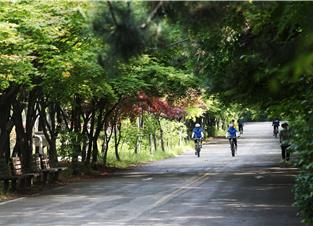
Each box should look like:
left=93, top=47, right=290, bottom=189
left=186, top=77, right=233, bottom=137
left=105, top=143, right=192, bottom=169
left=0, top=193, right=18, bottom=202
left=215, top=129, right=227, bottom=137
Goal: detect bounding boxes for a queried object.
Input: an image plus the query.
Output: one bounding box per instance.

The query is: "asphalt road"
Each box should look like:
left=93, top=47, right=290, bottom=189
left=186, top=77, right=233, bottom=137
left=0, top=122, right=303, bottom=226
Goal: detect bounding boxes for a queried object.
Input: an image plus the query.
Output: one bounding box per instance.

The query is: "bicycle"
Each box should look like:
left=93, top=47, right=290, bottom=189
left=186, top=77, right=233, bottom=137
left=229, top=137, right=237, bottom=157
left=194, top=138, right=202, bottom=157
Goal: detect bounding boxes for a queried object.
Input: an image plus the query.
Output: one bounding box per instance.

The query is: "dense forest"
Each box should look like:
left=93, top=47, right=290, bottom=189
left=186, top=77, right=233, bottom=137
left=0, top=1, right=313, bottom=224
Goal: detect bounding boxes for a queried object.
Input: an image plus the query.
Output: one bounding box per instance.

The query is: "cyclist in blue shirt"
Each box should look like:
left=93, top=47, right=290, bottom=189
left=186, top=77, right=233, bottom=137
left=227, top=123, right=238, bottom=148
left=192, top=123, right=204, bottom=140
left=192, top=123, right=204, bottom=155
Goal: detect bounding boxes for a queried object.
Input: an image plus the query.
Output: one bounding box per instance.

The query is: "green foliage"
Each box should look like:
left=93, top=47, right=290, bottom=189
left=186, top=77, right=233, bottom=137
left=118, top=114, right=187, bottom=154
left=104, top=114, right=188, bottom=168
left=93, top=1, right=149, bottom=61
left=119, top=119, right=142, bottom=152
left=142, top=114, right=159, bottom=134
left=185, top=106, right=205, bottom=122
left=58, top=129, right=83, bottom=160
left=160, top=118, right=187, bottom=147
left=0, top=0, right=114, bottom=102
left=121, top=55, right=198, bottom=98
left=106, top=145, right=187, bottom=169
left=0, top=3, right=38, bottom=91
left=294, top=171, right=313, bottom=225
left=288, top=117, right=313, bottom=225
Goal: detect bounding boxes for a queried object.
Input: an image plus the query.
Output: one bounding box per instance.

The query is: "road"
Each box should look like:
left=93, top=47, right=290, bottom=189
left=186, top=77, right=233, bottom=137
left=0, top=122, right=303, bottom=226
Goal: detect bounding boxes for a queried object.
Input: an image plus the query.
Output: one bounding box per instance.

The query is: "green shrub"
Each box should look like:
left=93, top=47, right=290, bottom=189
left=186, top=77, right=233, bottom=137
left=291, top=117, right=313, bottom=224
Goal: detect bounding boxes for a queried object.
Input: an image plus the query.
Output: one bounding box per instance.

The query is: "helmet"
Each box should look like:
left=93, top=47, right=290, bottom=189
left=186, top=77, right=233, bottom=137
left=229, top=123, right=234, bottom=127
left=195, top=123, right=201, bottom=127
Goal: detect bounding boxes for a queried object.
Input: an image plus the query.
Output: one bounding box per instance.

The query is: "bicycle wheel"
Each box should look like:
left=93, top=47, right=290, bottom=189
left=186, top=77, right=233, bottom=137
left=231, top=141, right=235, bottom=157
left=197, top=147, right=200, bottom=157
left=274, top=128, right=278, bottom=138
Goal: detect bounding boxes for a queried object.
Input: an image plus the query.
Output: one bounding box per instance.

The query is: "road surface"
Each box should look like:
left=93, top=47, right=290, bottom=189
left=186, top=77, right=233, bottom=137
left=0, top=122, right=303, bottom=226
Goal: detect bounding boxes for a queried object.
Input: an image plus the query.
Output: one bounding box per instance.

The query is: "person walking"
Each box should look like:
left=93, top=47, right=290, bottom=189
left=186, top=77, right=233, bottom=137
left=237, top=118, right=244, bottom=134
left=279, top=122, right=291, bottom=161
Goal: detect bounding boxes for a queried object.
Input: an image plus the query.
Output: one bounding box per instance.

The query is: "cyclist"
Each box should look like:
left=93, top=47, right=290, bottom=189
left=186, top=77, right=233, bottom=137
left=279, top=122, right=291, bottom=161
left=272, top=119, right=280, bottom=136
left=227, top=123, right=238, bottom=148
left=192, top=123, right=204, bottom=155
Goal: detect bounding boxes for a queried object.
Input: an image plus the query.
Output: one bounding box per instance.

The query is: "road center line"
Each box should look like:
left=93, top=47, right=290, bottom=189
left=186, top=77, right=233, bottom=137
left=152, top=172, right=214, bottom=208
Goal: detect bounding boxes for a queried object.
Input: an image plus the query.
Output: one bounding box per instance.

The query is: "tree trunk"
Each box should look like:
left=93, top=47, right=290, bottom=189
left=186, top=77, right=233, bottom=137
left=102, top=139, right=109, bottom=166
left=86, top=110, right=95, bottom=163
left=91, top=109, right=104, bottom=164
left=135, top=113, right=144, bottom=154
left=71, top=96, right=82, bottom=175
left=98, top=102, right=120, bottom=165
left=114, top=124, right=121, bottom=161
left=102, top=122, right=113, bottom=166
left=13, top=104, right=33, bottom=173
left=91, top=137, right=99, bottom=164
left=149, top=134, right=152, bottom=153
left=153, top=133, right=157, bottom=152
left=81, top=113, right=90, bottom=162
left=156, top=117, right=165, bottom=152
left=39, top=102, right=59, bottom=166
left=0, top=86, right=19, bottom=162
left=24, top=90, right=38, bottom=172
left=0, top=102, right=12, bottom=161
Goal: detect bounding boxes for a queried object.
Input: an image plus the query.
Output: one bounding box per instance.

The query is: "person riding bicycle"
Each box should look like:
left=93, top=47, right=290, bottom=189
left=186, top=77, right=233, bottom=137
left=272, top=119, right=280, bottom=135
left=192, top=123, right=204, bottom=155
left=227, top=123, right=238, bottom=148
left=279, top=122, right=291, bottom=161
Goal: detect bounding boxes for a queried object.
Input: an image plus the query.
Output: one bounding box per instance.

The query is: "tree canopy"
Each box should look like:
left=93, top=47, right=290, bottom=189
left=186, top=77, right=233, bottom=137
left=1, top=1, right=313, bottom=224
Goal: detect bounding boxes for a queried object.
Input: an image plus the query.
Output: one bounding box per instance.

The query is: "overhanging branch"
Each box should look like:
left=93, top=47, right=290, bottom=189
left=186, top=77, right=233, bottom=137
left=140, top=1, right=163, bottom=29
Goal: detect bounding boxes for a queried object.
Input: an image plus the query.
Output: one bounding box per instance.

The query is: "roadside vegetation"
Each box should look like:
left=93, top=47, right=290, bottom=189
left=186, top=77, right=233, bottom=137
left=0, top=1, right=312, bottom=224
